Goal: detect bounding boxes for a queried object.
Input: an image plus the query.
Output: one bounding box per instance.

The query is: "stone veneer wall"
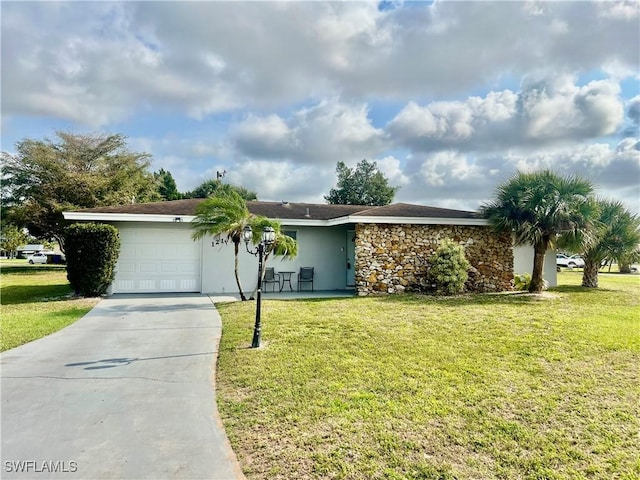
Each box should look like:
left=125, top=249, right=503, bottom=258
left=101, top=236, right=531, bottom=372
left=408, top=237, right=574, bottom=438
left=355, top=224, right=513, bottom=295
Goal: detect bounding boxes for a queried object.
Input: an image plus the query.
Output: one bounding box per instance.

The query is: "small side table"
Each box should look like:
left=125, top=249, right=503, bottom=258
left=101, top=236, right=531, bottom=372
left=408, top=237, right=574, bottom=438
left=278, top=271, right=295, bottom=292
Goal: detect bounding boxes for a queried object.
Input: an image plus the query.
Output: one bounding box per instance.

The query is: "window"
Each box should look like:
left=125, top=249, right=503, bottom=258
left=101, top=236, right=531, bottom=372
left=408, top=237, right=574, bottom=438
left=282, top=230, right=297, bottom=240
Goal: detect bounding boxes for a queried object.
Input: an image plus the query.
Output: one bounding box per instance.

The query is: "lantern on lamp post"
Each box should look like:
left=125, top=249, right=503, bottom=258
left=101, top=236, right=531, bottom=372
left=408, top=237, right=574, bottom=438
left=243, top=225, right=276, bottom=348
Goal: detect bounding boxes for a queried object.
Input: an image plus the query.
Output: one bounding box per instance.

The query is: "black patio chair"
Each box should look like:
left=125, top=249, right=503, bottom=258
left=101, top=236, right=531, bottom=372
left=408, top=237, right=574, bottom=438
left=297, top=267, right=314, bottom=292
left=263, top=267, right=280, bottom=292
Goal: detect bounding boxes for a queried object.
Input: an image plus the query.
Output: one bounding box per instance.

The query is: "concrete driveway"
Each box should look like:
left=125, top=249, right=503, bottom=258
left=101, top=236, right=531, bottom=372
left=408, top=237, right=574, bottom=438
left=1, top=294, right=245, bottom=480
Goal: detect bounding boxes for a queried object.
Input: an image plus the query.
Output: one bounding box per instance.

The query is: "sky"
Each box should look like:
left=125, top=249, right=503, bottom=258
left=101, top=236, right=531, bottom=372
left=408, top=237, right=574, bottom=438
left=2, top=1, right=639, bottom=213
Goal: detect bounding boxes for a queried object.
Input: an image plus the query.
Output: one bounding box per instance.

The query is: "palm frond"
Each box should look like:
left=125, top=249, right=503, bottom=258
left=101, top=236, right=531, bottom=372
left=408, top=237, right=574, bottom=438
left=191, top=191, right=251, bottom=240
left=481, top=169, right=595, bottom=248
left=246, top=217, right=299, bottom=259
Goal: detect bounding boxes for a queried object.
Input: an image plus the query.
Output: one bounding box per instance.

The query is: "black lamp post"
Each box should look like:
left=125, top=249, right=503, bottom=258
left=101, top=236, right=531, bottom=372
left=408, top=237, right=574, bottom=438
left=243, top=225, right=276, bottom=348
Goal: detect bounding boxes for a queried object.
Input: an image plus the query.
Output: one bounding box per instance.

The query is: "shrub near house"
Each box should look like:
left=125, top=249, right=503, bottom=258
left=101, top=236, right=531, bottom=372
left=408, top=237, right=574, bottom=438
left=65, top=223, right=120, bottom=296
left=427, top=239, right=470, bottom=295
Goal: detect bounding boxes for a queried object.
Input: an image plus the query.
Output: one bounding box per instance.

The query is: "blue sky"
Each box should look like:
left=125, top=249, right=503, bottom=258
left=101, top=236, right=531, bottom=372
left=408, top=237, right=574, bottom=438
left=2, top=1, right=639, bottom=212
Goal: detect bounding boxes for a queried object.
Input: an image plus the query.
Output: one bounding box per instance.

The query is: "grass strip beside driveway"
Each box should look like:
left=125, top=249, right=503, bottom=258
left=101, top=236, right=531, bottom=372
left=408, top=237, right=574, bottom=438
left=215, top=273, right=640, bottom=479
left=1, top=263, right=99, bottom=351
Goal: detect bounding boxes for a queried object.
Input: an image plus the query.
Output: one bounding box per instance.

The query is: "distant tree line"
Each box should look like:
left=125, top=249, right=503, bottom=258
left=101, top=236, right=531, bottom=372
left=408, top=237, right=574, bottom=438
left=1, top=131, right=397, bottom=251
left=0, top=132, right=256, bottom=250
left=154, top=170, right=257, bottom=201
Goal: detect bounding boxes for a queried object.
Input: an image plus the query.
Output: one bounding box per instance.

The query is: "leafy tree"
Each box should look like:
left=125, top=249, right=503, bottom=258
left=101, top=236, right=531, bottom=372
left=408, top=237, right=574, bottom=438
left=65, top=223, right=120, bottom=296
left=1, top=132, right=158, bottom=250
left=0, top=224, right=28, bottom=258
left=154, top=168, right=181, bottom=201
left=581, top=199, right=640, bottom=287
left=191, top=189, right=259, bottom=301
left=481, top=170, right=595, bottom=293
left=325, top=159, right=398, bottom=206
left=41, top=239, right=56, bottom=251
left=184, top=179, right=257, bottom=200
left=426, top=239, right=470, bottom=295
left=234, top=185, right=258, bottom=201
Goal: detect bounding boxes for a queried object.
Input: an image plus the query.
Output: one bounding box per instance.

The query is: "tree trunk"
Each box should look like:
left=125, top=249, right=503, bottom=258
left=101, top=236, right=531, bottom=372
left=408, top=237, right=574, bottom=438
left=529, top=242, right=547, bottom=293
left=55, top=234, right=66, bottom=254
left=233, top=241, right=247, bottom=301
left=581, top=259, right=600, bottom=288
left=619, top=263, right=632, bottom=274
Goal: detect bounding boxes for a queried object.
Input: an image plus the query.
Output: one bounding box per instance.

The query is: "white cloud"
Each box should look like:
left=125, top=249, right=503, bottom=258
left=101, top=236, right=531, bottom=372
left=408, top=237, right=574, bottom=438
left=522, top=77, right=623, bottom=140
left=375, top=156, right=410, bottom=188
left=387, top=76, right=624, bottom=153
left=2, top=2, right=638, bottom=125
left=233, top=114, right=297, bottom=159
left=227, top=161, right=334, bottom=203
left=1, top=1, right=638, bottom=215
left=387, top=90, right=518, bottom=149
left=597, top=0, right=640, bottom=20
left=232, top=99, right=385, bottom=165
left=420, top=151, right=483, bottom=187
left=627, top=95, right=640, bottom=125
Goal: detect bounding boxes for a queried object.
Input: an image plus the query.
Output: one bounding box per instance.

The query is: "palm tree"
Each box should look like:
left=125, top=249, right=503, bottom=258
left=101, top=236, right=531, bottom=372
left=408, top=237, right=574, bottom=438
left=481, top=170, right=595, bottom=293
left=246, top=217, right=298, bottom=299
left=580, top=199, right=640, bottom=287
left=191, top=189, right=255, bottom=301
left=617, top=248, right=640, bottom=273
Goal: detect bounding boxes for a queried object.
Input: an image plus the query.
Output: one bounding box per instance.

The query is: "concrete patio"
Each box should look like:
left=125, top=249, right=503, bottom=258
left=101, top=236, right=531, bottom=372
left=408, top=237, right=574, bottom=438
left=209, top=289, right=356, bottom=303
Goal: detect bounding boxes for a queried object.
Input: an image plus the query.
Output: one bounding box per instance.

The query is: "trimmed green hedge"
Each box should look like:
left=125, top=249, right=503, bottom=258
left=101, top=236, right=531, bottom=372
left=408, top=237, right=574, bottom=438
left=65, top=223, right=120, bottom=296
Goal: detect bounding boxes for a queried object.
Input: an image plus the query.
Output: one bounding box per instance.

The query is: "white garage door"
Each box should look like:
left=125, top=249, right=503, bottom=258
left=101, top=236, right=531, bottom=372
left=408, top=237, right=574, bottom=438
left=113, top=226, right=202, bottom=293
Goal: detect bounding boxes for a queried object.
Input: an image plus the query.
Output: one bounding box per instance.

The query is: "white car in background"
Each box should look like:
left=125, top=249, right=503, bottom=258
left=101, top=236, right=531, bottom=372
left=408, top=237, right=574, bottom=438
left=556, top=253, right=585, bottom=269
left=26, top=252, right=49, bottom=264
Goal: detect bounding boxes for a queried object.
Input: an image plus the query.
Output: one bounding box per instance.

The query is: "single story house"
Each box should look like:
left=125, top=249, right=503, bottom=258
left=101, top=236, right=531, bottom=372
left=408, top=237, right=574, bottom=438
left=63, top=199, right=557, bottom=295
left=16, top=244, right=47, bottom=258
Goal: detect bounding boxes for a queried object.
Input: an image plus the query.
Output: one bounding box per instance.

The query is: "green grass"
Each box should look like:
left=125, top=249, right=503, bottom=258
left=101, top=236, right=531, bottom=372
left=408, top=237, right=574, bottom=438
left=215, top=273, right=640, bottom=479
left=1, top=261, right=99, bottom=351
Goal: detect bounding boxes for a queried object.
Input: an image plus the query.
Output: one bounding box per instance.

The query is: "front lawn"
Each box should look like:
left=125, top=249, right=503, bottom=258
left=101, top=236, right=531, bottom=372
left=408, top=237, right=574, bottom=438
left=1, top=262, right=99, bottom=351
left=215, top=273, right=640, bottom=479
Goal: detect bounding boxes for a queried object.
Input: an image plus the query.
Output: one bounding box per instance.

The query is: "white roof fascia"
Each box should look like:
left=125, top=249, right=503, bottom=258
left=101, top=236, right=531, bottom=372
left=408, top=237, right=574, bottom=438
left=276, top=218, right=331, bottom=227
left=63, top=212, right=196, bottom=223
left=332, top=215, right=488, bottom=226
left=63, top=212, right=487, bottom=227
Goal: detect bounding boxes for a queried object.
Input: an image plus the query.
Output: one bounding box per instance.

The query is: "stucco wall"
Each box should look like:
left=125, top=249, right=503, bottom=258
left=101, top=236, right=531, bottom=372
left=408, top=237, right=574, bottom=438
left=354, top=224, right=513, bottom=295
left=201, top=225, right=352, bottom=293
left=513, top=246, right=558, bottom=287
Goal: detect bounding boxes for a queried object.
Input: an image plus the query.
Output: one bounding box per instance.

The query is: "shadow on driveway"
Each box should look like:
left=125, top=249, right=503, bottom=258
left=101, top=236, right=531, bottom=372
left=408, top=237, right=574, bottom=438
left=66, top=351, right=216, bottom=370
